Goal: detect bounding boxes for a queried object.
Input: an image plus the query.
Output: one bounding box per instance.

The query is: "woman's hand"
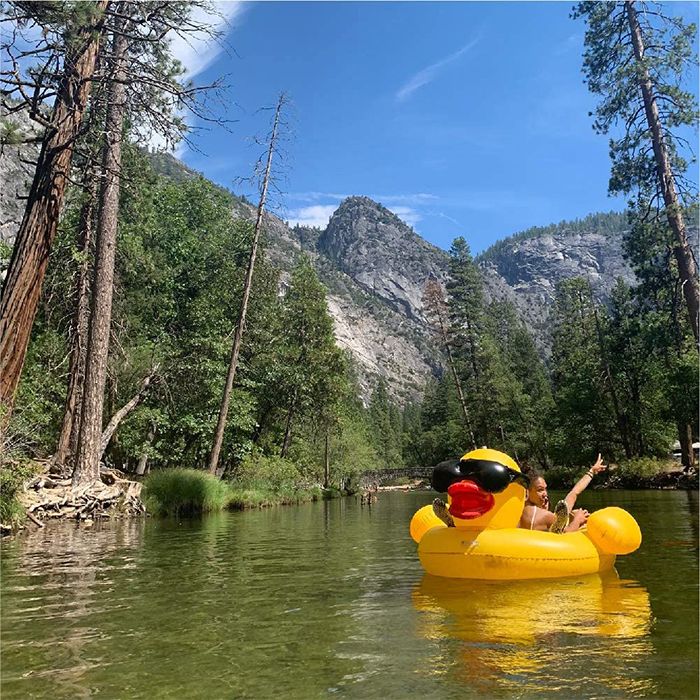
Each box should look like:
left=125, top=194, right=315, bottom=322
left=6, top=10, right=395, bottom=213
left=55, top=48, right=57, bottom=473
left=590, top=454, right=607, bottom=476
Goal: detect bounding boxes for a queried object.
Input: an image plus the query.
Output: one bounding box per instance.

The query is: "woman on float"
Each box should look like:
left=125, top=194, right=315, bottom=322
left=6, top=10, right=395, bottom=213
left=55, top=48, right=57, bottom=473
left=520, top=454, right=607, bottom=532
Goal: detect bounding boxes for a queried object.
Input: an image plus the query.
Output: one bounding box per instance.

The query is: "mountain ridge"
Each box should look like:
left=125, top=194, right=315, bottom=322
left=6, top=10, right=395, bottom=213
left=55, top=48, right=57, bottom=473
left=0, top=139, right=640, bottom=403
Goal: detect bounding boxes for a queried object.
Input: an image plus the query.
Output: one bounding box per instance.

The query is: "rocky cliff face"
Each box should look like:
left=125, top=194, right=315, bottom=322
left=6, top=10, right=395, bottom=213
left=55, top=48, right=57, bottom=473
left=0, top=109, right=42, bottom=253
left=477, top=215, right=636, bottom=347
left=318, top=197, right=448, bottom=320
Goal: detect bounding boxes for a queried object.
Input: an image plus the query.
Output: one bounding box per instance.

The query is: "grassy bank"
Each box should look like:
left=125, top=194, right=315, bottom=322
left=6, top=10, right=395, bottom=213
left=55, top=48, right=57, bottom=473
left=143, top=468, right=233, bottom=516
left=0, top=460, right=38, bottom=529
left=143, top=462, right=323, bottom=517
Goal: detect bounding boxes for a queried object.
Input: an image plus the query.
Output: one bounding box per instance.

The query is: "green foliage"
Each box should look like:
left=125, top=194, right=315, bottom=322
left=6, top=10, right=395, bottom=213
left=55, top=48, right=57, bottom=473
left=0, top=461, right=38, bottom=526
left=8, top=328, right=68, bottom=458
left=616, top=457, right=670, bottom=480
left=234, top=452, right=305, bottom=493
left=0, top=119, right=23, bottom=146
left=143, top=468, right=232, bottom=516
left=274, top=255, right=348, bottom=458
left=368, top=378, right=403, bottom=469
left=549, top=278, right=615, bottom=463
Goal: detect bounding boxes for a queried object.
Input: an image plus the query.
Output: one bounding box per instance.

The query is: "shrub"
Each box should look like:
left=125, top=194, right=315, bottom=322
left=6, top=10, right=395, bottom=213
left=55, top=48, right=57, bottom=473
left=542, top=465, right=579, bottom=489
left=0, top=460, right=38, bottom=527
left=233, top=452, right=305, bottom=492
left=143, top=468, right=231, bottom=516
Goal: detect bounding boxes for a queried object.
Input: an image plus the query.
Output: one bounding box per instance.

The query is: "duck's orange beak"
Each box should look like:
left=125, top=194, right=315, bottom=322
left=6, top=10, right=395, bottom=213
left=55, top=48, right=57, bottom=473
left=447, top=480, right=494, bottom=520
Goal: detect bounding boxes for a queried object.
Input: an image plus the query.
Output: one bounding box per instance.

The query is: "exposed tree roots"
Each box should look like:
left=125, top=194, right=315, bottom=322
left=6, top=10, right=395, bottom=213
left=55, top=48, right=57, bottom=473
left=14, top=463, right=145, bottom=529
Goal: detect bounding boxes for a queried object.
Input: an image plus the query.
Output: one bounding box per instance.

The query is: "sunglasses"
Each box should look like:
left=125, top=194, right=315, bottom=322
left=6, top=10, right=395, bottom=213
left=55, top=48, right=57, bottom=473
left=459, top=459, right=530, bottom=493
left=432, top=458, right=530, bottom=493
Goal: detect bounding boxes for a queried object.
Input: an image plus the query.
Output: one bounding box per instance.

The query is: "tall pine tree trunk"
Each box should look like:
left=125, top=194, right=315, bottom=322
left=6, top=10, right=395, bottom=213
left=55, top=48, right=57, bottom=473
left=438, top=309, right=475, bottom=448
left=625, top=1, right=700, bottom=342
left=72, top=25, right=129, bottom=488
left=0, top=2, right=107, bottom=413
left=208, top=94, right=285, bottom=474
left=54, top=175, right=99, bottom=467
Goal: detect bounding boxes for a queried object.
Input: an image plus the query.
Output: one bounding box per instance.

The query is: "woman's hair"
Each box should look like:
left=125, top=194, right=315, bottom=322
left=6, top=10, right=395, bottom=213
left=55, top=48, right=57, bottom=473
left=522, top=466, right=543, bottom=485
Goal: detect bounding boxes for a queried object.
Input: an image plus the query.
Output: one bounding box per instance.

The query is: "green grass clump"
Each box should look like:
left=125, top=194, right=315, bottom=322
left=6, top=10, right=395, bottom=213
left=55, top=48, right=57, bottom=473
left=0, top=460, right=38, bottom=527
left=143, top=468, right=232, bottom=516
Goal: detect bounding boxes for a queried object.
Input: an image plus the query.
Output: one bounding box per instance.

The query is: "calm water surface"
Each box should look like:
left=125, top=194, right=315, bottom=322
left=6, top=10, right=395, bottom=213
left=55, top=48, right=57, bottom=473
left=1, top=490, right=697, bottom=699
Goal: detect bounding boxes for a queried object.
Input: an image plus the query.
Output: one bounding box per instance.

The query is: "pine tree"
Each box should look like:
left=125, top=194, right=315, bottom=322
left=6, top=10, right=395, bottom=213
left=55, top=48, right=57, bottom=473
left=279, top=256, right=346, bottom=459
left=485, top=300, right=554, bottom=466
left=423, top=278, right=476, bottom=448
left=445, top=237, right=489, bottom=442
left=550, top=279, right=616, bottom=463
left=0, top=2, right=108, bottom=413
left=368, top=378, right=402, bottom=469
left=574, top=1, right=699, bottom=339
left=623, top=214, right=697, bottom=466
left=72, top=12, right=131, bottom=488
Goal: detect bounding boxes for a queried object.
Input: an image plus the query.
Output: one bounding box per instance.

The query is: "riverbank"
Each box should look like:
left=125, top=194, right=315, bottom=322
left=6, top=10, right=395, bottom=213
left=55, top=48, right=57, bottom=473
left=3, top=458, right=697, bottom=536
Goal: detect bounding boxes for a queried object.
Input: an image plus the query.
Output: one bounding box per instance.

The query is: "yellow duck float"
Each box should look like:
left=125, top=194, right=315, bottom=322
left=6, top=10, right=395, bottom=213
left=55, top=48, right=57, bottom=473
left=410, top=448, right=642, bottom=580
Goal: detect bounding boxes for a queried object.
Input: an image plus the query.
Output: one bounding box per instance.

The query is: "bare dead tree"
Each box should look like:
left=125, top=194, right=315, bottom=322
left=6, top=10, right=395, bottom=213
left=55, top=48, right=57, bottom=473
left=208, top=93, right=287, bottom=475
left=99, top=364, right=159, bottom=459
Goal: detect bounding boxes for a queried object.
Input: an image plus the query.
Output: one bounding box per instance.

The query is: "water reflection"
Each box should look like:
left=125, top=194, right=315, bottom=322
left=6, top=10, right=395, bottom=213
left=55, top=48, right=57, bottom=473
left=1, top=520, right=146, bottom=699
left=412, top=571, right=655, bottom=696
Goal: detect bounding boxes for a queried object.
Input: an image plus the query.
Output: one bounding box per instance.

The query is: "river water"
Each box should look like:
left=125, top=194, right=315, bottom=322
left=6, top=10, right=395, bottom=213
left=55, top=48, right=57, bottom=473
left=1, top=490, right=697, bottom=699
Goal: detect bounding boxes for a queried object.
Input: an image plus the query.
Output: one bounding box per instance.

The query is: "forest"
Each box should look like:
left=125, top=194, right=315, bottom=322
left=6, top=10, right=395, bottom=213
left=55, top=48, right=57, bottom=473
left=0, top=1, right=697, bottom=527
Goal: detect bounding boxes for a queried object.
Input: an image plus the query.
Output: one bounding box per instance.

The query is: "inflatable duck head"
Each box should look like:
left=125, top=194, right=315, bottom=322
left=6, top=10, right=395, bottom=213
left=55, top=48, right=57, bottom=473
left=432, top=447, right=528, bottom=529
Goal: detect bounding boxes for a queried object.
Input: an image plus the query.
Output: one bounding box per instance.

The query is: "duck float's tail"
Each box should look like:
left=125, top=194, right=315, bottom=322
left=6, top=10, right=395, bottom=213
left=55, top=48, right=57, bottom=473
left=585, top=507, right=642, bottom=555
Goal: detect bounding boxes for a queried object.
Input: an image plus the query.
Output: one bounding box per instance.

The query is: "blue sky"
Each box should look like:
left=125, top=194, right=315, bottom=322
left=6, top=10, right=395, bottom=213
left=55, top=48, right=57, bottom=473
left=172, top=1, right=699, bottom=255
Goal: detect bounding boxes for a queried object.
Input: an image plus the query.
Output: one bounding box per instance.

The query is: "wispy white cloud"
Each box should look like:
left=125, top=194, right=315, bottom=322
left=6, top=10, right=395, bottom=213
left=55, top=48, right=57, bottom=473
left=434, top=211, right=462, bottom=227
left=285, top=201, right=423, bottom=230
left=388, top=206, right=421, bottom=228
left=169, top=2, right=246, bottom=79
left=287, top=191, right=438, bottom=206
left=286, top=205, right=338, bottom=228
left=395, top=37, right=480, bottom=102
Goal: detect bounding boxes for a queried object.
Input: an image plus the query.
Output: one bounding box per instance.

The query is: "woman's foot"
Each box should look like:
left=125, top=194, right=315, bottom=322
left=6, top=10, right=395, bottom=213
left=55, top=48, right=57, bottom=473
left=549, top=500, right=570, bottom=534
left=433, top=498, right=455, bottom=527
